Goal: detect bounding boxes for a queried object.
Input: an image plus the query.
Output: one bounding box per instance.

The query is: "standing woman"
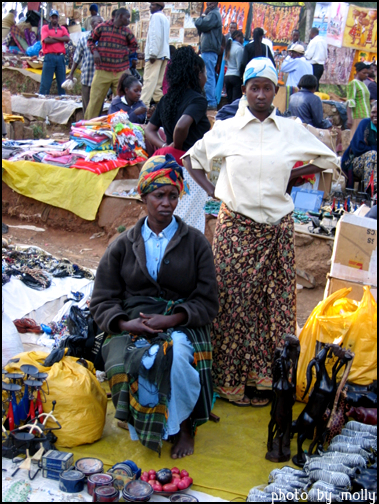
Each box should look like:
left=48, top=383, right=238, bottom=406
left=182, top=58, right=339, bottom=407
left=240, top=27, right=275, bottom=77
left=347, top=62, right=371, bottom=140
left=145, top=46, right=210, bottom=233
left=224, top=30, right=244, bottom=104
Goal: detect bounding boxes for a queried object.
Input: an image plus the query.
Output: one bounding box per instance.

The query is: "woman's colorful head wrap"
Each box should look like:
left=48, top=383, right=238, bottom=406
left=137, top=154, right=188, bottom=197
left=243, top=57, right=278, bottom=85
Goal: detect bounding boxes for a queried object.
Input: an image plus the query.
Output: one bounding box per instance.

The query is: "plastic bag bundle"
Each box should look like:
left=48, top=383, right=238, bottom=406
left=25, top=41, right=41, bottom=56
left=297, top=286, right=377, bottom=401
left=5, top=351, right=107, bottom=447
left=61, top=78, right=77, bottom=91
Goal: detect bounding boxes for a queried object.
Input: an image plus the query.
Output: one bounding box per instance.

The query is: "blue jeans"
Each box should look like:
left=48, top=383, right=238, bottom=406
left=201, top=51, right=218, bottom=108
left=39, top=53, right=66, bottom=96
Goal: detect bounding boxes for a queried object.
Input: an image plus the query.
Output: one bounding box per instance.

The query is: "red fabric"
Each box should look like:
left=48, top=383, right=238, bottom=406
left=292, top=160, right=316, bottom=185
left=41, top=24, right=69, bottom=54
left=28, top=2, right=41, bottom=10
left=71, top=158, right=145, bottom=175
left=154, top=147, right=186, bottom=166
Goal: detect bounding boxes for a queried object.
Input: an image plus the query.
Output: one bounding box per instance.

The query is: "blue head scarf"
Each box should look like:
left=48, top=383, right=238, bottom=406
left=243, top=57, right=278, bottom=86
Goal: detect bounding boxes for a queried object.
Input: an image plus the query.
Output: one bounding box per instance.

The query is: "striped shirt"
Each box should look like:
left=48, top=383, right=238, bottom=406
left=87, top=20, right=138, bottom=73
left=73, top=33, right=95, bottom=86
left=347, top=79, right=371, bottom=120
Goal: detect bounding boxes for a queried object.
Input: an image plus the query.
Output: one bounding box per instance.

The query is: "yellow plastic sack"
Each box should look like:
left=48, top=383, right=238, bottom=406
left=296, top=286, right=377, bottom=401
left=318, top=286, right=377, bottom=386
left=5, top=351, right=107, bottom=448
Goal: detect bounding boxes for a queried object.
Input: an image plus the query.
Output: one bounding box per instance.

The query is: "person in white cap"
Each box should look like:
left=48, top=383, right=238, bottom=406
left=141, top=2, right=170, bottom=107
left=181, top=57, right=339, bottom=408
left=281, top=44, right=313, bottom=88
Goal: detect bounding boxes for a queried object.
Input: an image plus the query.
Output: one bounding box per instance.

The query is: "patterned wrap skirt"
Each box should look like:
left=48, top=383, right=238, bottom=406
left=211, top=204, right=297, bottom=402
left=352, top=150, right=377, bottom=190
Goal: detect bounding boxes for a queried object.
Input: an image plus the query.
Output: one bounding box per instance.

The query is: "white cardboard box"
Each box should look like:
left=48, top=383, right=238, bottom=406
left=330, top=214, right=377, bottom=286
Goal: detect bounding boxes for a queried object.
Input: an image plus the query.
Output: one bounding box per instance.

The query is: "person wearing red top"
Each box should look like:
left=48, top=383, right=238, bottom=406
left=84, top=7, right=140, bottom=120
left=39, top=10, right=70, bottom=96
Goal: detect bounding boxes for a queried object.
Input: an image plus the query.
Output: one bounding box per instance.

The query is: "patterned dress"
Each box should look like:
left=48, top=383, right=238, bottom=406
left=211, top=205, right=296, bottom=401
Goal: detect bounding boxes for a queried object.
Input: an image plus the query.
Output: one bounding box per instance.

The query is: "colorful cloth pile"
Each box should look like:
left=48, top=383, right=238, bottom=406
left=3, top=112, right=148, bottom=174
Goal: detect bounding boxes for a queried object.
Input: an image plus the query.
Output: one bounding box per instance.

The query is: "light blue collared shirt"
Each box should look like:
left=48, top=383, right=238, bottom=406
left=141, top=216, right=179, bottom=281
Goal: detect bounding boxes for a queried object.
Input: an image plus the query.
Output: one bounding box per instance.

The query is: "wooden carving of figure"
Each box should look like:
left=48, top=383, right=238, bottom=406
left=266, top=334, right=300, bottom=462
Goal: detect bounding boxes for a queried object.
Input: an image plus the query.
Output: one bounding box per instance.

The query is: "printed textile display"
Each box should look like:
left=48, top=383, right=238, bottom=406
left=313, top=2, right=331, bottom=38
left=326, top=2, right=350, bottom=48
left=219, top=2, right=249, bottom=36
left=320, top=45, right=355, bottom=85
left=342, top=4, right=377, bottom=53
left=251, top=3, right=302, bottom=45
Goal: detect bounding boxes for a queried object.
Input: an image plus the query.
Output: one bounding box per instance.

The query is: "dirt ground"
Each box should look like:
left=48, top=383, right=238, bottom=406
left=2, top=68, right=82, bottom=96
left=2, top=214, right=326, bottom=327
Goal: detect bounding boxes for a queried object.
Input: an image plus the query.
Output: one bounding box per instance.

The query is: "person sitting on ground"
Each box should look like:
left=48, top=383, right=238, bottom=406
left=341, top=101, right=377, bottom=192
left=240, top=27, right=275, bottom=77
left=108, top=74, right=146, bottom=123
left=90, top=154, right=219, bottom=459
left=129, top=57, right=143, bottom=83
left=288, top=74, right=332, bottom=129
left=145, top=46, right=210, bottom=233
left=281, top=44, right=313, bottom=88
left=224, top=30, right=244, bottom=104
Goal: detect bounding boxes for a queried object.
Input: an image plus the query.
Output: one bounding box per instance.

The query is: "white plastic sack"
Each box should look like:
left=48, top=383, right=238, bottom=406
left=61, top=78, right=77, bottom=91
left=2, top=311, right=24, bottom=367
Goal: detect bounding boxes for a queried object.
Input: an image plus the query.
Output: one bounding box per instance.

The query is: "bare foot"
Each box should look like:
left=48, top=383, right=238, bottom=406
left=171, top=420, right=194, bottom=459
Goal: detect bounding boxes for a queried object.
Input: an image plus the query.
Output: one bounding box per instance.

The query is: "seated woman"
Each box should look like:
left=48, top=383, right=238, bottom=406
left=90, top=155, right=219, bottom=458
left=145, top=46, right=210, bottom=232
left=341, top=100, right=377, bottom=191
left=288, top=74, right=332, bottom=129
left=108, top=74, right=147, bottom=124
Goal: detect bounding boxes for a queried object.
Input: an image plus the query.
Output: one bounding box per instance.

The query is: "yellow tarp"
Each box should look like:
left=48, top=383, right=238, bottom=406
left=69, top=392, right=307, bottom=502
left=3, top=113, right=24, bottom=123
left=2, top=160, right=119, bottom=221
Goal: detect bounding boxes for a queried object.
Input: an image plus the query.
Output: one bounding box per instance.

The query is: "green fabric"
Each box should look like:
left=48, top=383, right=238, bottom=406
left=347, top=80, right=371, bottom=119
left=102, top=296, right=213, bottom=454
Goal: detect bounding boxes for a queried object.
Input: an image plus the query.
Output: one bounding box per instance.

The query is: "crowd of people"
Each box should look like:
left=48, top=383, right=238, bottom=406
left=2, top=1, right=377, bottom=460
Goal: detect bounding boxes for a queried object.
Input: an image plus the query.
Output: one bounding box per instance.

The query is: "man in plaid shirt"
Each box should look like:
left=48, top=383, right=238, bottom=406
left=84, top=8, right=140, bottom=119
left=67, top=16, right=103, bottom=115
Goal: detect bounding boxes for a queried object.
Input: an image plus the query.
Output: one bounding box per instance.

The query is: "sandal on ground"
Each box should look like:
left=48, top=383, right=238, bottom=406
left=250, top=390, right=273, bottom=408
left=230, top=396, right=251, bottom=407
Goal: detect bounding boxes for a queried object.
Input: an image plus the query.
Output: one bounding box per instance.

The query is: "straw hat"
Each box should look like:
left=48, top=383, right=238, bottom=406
left=291, top=44, right=305, bottom=54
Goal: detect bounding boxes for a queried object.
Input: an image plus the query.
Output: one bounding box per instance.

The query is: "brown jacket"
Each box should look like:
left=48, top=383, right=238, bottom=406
left=90, top=217, right=219, bottom=334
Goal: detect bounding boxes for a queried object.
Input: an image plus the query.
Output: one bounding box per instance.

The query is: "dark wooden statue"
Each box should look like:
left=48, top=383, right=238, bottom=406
left=266, top=334, right=300, bottom=462
left=292, top=344, right=335, bottom=467
left=292, top=344, right=355, bottom=467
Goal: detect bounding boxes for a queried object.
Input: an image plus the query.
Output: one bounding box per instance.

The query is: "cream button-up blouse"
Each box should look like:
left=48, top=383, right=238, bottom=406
left=186, top=107, right=340, bottom=225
